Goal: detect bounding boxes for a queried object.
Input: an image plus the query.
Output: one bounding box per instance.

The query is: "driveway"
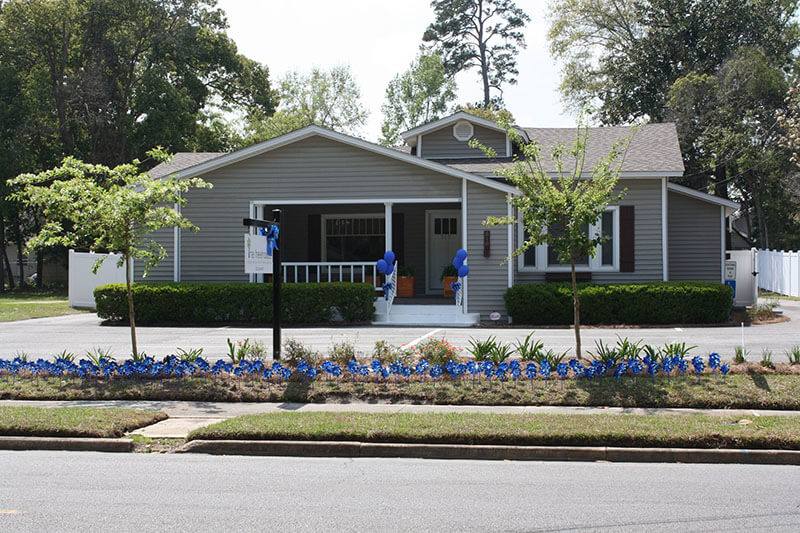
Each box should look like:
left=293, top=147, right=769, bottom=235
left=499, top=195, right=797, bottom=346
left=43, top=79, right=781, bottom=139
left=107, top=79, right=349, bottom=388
left=1, top=299, right=798, bottom=362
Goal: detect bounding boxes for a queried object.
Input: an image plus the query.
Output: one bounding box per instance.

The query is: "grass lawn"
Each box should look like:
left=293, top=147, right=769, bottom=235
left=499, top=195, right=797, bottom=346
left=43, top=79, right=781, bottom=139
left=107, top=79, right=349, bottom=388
left=0, top=406, right=167, bottom=438
left=188, top=411, right=800, bottom=450
left=0, top=291, right=88, bottom=322
left=2, top=372, right=800, bottom=410
left=759, top=290, right=800, bottom=301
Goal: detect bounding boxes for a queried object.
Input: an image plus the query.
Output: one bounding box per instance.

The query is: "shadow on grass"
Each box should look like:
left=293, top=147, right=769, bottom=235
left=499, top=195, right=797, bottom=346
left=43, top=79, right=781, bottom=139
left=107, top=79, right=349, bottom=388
left=750, top=373, right=771, bottom=391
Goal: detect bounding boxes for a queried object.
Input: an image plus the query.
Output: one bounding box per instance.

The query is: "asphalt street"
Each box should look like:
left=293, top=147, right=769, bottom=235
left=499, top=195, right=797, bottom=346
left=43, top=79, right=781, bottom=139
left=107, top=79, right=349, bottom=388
left=1, top=451, right=799, bottom=532
left=1, top=299, right=798, bottom=361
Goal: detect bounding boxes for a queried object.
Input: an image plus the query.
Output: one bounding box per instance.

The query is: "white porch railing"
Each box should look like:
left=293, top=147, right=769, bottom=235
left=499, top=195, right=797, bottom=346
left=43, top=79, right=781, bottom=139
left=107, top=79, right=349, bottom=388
left=282, top=262, right=382, bottom=289
left=758, top=249, right=800, bottom=297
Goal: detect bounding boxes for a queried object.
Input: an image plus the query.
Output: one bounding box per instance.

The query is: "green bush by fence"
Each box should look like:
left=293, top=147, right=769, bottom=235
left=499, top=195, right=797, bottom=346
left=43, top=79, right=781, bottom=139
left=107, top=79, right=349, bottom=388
left=504, top=282, right=733, bottom=325
left=94, top=282, right=376, bottom=325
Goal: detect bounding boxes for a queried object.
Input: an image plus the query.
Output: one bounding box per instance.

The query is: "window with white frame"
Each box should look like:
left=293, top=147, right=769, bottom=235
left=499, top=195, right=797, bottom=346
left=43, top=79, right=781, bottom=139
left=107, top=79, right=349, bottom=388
left=518, top=207, right=619, bottom=271
left=322, top=214, right=385, bottom=261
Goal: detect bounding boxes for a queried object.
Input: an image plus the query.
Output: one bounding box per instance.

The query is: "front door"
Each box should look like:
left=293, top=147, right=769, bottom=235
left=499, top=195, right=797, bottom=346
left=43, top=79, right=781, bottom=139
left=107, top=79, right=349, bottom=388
left=426, top=210, right=461, bottom=293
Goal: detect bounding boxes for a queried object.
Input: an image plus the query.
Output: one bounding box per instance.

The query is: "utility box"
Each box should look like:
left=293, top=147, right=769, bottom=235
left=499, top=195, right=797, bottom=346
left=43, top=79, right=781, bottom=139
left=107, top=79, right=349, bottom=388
left=725, top=249, right=758, bottom=308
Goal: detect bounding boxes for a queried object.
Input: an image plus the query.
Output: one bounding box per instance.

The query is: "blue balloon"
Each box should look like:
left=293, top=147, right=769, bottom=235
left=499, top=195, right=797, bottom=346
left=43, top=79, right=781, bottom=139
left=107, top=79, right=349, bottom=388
left=453, top=256, right=463, bottom=269
left=384, top=262, right=394, bottom=275
left=376, top=259, right=388, bottom=274
left=383, top=250, right=395, bottom=265
left=456, top=249, right=468, bottom=261
left=458, top=265, right=470, bottom=278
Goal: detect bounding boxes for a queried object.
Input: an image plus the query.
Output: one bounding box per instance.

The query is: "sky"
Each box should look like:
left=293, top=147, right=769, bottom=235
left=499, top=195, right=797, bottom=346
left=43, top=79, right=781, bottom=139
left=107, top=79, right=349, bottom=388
left=216, top=0, right=575, bottom=142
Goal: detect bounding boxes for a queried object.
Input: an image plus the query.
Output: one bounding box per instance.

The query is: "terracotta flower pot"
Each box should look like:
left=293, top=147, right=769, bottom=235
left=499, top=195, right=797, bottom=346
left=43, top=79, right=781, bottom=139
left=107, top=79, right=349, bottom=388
left=396, top=276, right=416, bottom=297
left=443, top=276, right=458, bottom=297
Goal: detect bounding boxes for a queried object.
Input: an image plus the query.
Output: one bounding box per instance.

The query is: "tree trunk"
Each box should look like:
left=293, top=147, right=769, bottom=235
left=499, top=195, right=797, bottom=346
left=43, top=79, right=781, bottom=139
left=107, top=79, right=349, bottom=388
left=14, top=221, right=25, bottom=289
left=0, top=229, right=14, bottom=289
left=36, top=250, right=43, bottom=287
left=125, top=251, right=138, bottom=358
left=0, top=216, right=5, bottom=292
left=571, top=256, right=582, bottom=359
left=477, top=0, right=490, bottom=107
left=714, top=164, right=729, bottom=199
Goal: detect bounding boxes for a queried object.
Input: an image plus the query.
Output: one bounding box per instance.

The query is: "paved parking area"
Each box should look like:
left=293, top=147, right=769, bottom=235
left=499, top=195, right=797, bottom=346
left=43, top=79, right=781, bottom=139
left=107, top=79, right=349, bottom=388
left=1, top=300, right=798, bottom=362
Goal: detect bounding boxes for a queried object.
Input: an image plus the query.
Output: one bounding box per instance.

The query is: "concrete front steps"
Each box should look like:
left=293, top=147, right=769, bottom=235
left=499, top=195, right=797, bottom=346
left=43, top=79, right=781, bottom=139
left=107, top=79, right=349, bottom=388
left=372, top=302, right=480, bottom=327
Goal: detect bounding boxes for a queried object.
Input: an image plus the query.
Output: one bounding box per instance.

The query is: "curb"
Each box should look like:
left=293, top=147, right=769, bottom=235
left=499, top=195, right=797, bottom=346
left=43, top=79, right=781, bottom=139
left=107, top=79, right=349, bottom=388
left=177, top=439, right=800, bottom=465
left=0, top=436, right=134, bottom=453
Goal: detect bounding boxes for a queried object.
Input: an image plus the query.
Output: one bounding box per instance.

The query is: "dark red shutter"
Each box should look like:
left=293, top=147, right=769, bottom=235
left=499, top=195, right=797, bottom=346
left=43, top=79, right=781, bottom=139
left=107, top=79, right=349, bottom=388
left=620, top=206, right=635, bottom=272
left=308, top=214, right=321, bottom=262
left=392, top=213, right=404, bottom=264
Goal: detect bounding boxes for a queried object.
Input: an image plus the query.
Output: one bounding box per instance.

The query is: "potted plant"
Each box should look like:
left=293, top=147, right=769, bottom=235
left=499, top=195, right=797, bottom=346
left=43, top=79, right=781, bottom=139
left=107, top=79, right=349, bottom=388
left=396, top=265, right=416, bottom=298
left=441, top=265, right=458, bottom=297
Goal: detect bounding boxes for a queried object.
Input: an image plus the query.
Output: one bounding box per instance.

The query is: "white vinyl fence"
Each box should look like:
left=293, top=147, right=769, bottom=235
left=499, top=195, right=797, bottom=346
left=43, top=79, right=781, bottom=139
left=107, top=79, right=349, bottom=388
left=757, top=249, right=800, bottom=297
left=68, top=250, right=131, bottom=308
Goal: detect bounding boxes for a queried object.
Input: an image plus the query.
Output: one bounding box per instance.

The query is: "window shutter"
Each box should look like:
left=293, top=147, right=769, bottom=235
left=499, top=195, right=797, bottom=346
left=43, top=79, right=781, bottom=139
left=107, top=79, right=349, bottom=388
left=392, top=213, right=404, bottom=264
left=620, top=206, right=635, bottom=272
left=308, top=214, right=321, bottom=261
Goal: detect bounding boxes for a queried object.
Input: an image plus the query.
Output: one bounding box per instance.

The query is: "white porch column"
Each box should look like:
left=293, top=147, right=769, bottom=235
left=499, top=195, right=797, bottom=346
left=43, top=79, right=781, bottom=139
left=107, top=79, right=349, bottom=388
left=384, top=202, right=393, bottom=251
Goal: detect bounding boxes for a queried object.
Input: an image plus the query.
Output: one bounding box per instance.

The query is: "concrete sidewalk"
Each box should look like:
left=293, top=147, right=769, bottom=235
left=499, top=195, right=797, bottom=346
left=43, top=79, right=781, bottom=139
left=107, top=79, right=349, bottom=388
left=4, top=399, right=799, bottom=439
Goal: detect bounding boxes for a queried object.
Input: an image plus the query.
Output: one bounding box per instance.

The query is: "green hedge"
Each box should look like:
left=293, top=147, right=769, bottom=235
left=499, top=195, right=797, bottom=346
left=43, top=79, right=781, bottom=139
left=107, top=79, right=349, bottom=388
left=504, top=282, right=733, bottom=325
left=94, top=282, right=376, bottom=325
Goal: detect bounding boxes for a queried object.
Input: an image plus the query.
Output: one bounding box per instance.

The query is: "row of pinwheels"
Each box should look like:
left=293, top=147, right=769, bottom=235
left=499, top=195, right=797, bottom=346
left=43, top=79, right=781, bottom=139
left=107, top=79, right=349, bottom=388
left=0, top=353, right=729, bottom=385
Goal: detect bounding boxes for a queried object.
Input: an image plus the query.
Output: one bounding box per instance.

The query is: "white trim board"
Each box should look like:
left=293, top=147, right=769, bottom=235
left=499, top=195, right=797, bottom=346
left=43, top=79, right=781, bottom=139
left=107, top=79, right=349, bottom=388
left=250, top=198, right=461, bottom=206
left=165, top=124, right=518, bottom=195
left=400, top=111, right=529, bottom=143
left=667, top=182, right=739, bottom=212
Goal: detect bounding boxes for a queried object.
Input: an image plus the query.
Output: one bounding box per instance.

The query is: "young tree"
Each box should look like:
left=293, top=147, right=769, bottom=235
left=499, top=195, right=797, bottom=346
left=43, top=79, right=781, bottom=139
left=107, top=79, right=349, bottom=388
left=242, top=65, right=368, bottom=145
left=476, top=120, right=631, bottom=358
left=9, top=150, right=211, bottom=357
left=380, top=53, right=457, bottom=146
left=423, top=0, right=530, bottom=107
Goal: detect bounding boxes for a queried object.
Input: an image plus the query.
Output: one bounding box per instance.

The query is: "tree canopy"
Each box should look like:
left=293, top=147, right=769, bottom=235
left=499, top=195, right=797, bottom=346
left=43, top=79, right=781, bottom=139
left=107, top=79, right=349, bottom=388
left=548, top=0, right=799, bottom=124
left=380, top=53, right=457, bottom=146
left=241, top=65, right=369, bottom=146
left=423, top=0, right=529, bottom=107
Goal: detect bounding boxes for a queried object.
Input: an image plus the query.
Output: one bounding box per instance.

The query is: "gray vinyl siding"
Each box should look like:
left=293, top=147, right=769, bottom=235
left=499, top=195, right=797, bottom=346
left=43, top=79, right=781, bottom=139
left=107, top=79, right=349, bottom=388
left=134, top=227, right=174, bottom=281
left=668, top=191, right=722, bottom=281
left=421, top=124, right=507, bottom=159
left=516, top=178, right=665, bottom=284
left=466, top=181, right=510, bottom=320
left=179, top=135, right=462, bottom=282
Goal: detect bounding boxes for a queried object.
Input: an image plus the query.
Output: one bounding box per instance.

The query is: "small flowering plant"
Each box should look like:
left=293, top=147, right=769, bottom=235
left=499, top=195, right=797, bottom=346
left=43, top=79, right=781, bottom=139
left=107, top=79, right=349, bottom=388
left=414, top=338, right=461, bottom=366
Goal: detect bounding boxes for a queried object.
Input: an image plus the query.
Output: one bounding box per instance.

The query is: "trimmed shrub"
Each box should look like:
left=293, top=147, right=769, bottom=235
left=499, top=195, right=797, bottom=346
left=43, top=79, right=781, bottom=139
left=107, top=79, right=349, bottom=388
left=94, top=282, right=376, bottom=325
left=505, top=282, right=733, bottom=325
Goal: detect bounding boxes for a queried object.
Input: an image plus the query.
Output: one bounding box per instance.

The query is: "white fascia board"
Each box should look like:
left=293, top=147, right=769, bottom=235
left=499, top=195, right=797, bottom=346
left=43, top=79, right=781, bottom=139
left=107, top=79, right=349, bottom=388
left=667, top=182, right=739, bottom=212
left=170, top=125, right=518, bottom=196
left=400, top=111, right=529, bottom=143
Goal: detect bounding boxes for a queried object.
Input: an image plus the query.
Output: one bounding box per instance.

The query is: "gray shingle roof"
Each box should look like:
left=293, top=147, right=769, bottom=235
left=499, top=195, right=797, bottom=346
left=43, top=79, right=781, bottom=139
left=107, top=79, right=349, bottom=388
left=148, top=152, right=224, bottom=179
left=522, top=123, right=684, bottom=174
left=146, top=123, right=683, bottom=180
left=436, top=123, right=684, bottom=176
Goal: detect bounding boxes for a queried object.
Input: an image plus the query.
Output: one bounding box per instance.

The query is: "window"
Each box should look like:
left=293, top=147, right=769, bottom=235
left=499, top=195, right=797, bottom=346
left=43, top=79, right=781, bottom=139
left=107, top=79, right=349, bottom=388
left=434, top=217, right=458, bottom=235
left=322, top=215, right=385, bottom=261
left=518, top=207, right=619, bottom=272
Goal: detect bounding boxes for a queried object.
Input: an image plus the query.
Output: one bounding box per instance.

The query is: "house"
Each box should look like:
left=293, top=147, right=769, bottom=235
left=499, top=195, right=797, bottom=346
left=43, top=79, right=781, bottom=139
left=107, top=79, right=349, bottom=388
left=143, top=111, right=738, bottom=325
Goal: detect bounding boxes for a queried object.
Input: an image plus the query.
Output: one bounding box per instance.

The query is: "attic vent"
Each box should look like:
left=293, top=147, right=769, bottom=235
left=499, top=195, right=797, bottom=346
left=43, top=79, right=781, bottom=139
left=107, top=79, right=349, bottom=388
left=453, top=120, right=474, bottom=142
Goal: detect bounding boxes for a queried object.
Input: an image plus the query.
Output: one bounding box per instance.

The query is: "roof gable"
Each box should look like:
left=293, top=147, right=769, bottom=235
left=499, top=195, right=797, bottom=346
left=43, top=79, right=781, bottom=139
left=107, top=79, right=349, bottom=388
left=148, top=125, right=517, bottom=194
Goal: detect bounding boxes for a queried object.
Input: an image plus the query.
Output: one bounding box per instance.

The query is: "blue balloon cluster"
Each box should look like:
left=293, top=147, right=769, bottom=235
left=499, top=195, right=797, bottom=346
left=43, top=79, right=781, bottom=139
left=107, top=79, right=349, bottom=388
left=452, top=249, right=469, bottom=278
left=376, top=250, right=396, bottom=276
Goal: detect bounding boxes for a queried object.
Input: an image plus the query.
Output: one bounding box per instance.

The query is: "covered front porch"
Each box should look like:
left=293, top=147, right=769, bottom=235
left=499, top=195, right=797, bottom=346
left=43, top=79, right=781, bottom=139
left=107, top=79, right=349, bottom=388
left=249, top=199, right=480, bottom=325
